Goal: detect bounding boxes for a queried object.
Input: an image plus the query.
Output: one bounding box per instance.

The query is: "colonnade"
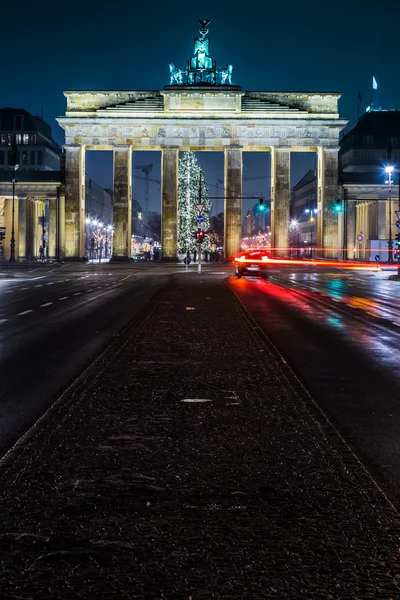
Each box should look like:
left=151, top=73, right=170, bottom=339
left=62, top=144, right=340, bottom=261
left=0, top=190, right=62, bottom=261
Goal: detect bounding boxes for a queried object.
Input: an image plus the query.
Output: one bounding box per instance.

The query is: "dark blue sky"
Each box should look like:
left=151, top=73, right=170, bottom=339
left=2, top=0, right=399, bottom=215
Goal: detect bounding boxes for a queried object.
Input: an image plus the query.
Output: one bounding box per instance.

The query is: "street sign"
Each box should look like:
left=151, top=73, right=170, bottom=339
left=196, top=215, right=204, bottom=224
left=375, top=255, right=381, bottom=262
left=396, top=220, right=400, bottom=229
left=357, top=234, right=364, bottom=241
left=395, top=210, right=400, bottom=220
left=195, top=203, right=204, bottom=213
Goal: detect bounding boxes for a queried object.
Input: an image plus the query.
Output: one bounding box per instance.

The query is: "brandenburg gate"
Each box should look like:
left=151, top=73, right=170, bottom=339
left=57, top=20, right=347, bottom=261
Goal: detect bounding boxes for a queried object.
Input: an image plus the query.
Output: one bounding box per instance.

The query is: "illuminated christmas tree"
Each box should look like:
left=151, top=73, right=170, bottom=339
left=177, top=151, right=211, bottom=253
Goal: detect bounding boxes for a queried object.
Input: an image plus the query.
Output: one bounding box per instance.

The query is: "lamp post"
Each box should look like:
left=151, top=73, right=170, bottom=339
left=385, top=165, right=394, bottom=263
left=305, top=207, right=318, bottom=258
left=9, top=163, right=19, bottom=263
left=289, top=219, right=299, bottom=258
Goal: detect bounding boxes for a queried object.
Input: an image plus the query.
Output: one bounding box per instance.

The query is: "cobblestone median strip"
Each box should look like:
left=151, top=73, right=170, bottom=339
left=1, top=274, right=400, bottom=599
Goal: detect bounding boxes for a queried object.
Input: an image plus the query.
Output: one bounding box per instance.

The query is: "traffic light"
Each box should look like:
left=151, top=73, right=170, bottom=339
left=334, top=199, right=343, bottom=212
left=258, top=197, right=265, bottom=211
left=396, top=232, right=400, bottom=248
left=195, top=230, right=205, bottom=243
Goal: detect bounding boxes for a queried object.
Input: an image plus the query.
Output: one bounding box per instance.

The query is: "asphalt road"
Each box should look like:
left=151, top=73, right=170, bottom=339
left=0, top=264, right=170, bottom=454
left=2, top=260, right=400, bottom=509
left=229, top=266, right=400, bottom=507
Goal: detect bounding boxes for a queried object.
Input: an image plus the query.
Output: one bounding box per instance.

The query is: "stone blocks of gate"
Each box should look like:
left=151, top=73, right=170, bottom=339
left=161, top=148, right=179, bottom=260
left=224, top=148, right=242, bottom=259
left=57, top=89, right=347, bottom=261
left=112, top=147, right=132, bottom=261
left=64, top=145, right=85, bottom=260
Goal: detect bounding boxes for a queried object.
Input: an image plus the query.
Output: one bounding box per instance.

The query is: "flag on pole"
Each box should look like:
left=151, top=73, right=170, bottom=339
left=373, top=76, right=378, bottom=90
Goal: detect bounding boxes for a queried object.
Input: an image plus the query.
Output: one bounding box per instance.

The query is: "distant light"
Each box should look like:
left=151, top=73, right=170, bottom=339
left=313, top=208, right=318, bottom=213
left=385, top=165, right=394, bottom=174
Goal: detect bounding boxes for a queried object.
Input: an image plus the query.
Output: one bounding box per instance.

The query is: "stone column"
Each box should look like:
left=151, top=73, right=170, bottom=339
left=270, top=147, right=290, bottom=256
left=65, top=145, right=85, bottom=260
left=377, top=195, right=387, bottom=239
left=111, top=147, right=132, bottom=261
left=318, top=147, right=339, bottom=257
left=48, top=197, right=57, bottom=260
left=58, top=187, right=65, bottom=261
left=345, top=195, right=356, bottom=260
left=224, top=148, right=242, bottom=259
left=161, top=148, right=178, bottom=261
left=17, top=196, right=27, bottom=260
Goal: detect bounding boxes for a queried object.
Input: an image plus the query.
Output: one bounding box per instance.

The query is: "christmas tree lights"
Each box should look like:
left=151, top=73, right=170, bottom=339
left=178, top=151, right=211, bottom=253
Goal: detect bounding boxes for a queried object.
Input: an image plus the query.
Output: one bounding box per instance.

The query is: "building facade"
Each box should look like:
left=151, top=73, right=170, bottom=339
left=339, top=110, right=400, bottom=260
left=0, top=108, right=60, bottom=172
left=292, top=170, right=318, bottom=250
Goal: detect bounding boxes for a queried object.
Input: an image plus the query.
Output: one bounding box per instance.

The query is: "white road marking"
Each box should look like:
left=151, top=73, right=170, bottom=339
left=58, top=296, right=69, bottom=301
left=34, top=284, right=43, bottom=288
left=0, top=319, right=8, bottom=324
left=20, top=287, right=29, bottom=291
left=4, top=290, right=13, bottom=293
left=181, top=398, right=212, bottom=403
left=18, top=310, right=33, bottom=316
left=86, top=289, right=93, bottom=292
left=46, top=282, right=54, bottom=285
left=40, top=302, right=53, bottom=307
left=73, top=292, right=82, bottom=296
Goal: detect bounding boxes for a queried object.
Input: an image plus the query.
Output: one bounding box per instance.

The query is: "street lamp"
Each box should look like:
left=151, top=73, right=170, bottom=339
left=289, top=219, right=300, bottom=258
left=9, top=162, right=20, bottom=263
left=385, top=165, right=394, bottom=263
left=305, top=207, right=318, bottom=258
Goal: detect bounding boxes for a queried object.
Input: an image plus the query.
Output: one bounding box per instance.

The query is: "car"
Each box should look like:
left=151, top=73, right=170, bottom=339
left=234, top=249, right=271, bottom=278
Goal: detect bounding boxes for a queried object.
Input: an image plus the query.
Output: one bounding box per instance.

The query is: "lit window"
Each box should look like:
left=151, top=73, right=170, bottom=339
left=29, top=134, right=36, bottom=144
left=2, top=134, right=13, bottom=146
left=23, top=134, right=29, bottom=144
left=15, top=134, right=22, bottom=144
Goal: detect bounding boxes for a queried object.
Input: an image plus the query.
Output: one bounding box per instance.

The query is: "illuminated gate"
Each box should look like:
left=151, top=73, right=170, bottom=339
left=57, top=20, right=347, bottom=261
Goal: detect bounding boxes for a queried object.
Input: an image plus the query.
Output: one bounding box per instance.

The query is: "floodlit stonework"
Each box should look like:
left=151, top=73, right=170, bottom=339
left=57, top=88, right=347, bottom=260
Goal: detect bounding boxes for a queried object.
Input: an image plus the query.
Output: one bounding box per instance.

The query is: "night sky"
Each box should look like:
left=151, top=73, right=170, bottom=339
left=2, top=0, right=399, bottom=216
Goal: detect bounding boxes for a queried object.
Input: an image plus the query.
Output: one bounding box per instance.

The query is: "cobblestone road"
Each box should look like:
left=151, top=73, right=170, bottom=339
left=1, top=274, right=400, bottom=599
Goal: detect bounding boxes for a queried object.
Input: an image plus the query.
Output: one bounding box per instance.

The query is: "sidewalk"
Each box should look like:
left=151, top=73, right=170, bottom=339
left=1, top=273, right=400, bottom=599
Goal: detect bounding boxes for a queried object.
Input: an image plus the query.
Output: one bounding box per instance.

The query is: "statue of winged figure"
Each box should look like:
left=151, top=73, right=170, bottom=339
left=198, top=19, right=212, bottom=38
